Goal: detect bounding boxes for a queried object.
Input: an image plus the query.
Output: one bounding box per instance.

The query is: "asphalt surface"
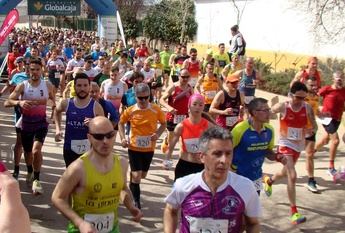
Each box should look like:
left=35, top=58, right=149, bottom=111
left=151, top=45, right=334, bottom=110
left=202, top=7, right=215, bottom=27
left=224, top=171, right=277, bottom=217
left=0, top=88, right=345, bottom=233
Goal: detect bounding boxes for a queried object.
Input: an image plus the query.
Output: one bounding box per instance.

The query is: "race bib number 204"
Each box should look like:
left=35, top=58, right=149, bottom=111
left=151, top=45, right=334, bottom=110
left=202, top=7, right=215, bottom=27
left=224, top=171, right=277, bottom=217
left=84, top=212, right=114, bottom=233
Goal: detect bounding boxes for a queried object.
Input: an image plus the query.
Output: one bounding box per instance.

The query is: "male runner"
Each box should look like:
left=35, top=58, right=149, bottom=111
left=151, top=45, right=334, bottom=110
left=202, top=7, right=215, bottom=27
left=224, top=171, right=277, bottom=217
left=118, top=83, right=166, bottom=209
left=264, top=81, right=317, bottom=224
left=164, top=127, right=261, bottom=233
left=290, top=56, right=322, bottom=88
left=52, top=117, right=142, bottom=233
left=5, top=57, right=55, bottom=195
left=182, top=48, right=201, bottom=88
left=55, top=73, right=104, bottom=167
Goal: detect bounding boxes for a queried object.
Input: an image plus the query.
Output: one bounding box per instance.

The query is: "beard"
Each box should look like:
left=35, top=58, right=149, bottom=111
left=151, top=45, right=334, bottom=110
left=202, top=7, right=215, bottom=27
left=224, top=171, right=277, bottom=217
left=76, top=91, right=88, bottom=99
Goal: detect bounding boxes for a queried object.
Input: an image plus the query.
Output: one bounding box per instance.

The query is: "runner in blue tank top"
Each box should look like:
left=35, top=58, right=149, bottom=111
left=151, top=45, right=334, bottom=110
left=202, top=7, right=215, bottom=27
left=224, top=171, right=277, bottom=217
left=55, top=73, right=104, bottom=167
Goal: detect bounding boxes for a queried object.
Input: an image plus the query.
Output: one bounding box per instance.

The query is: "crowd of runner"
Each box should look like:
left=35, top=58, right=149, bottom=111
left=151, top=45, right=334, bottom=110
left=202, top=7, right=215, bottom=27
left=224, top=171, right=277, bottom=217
left=0, top=25, right=345, bottom=233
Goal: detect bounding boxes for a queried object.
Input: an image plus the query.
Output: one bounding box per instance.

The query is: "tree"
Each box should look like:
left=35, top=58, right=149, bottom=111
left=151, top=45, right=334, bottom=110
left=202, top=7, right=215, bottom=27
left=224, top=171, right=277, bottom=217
left=230, top=0, right=248, bottom=25
left=114, top=0, right=144, bottom=40
left=290, top=0, right=345, bottom=43
left=142, top=0, right=197, bottom=45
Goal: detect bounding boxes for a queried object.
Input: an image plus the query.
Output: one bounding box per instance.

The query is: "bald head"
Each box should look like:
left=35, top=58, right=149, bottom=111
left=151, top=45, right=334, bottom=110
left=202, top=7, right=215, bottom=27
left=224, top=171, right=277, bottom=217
left=89, top=116, right=113, bottom=133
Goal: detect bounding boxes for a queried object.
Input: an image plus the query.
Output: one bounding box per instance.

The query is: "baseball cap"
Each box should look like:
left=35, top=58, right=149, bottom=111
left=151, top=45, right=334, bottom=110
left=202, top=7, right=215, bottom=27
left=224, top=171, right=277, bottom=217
left=226, top=74, right=239, bottom=83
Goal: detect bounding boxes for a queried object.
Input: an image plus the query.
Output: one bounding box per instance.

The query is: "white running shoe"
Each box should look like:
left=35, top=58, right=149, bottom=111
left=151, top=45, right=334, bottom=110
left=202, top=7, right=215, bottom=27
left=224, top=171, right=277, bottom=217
left=32, top=180, right=44, bottom=195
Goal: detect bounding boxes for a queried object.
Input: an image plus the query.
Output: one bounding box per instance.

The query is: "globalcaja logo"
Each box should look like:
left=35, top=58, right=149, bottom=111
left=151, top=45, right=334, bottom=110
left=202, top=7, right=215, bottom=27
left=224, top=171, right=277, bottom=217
left=34, top=1, right=44, bottom=11
left=28, top=0, right=81, bottom=16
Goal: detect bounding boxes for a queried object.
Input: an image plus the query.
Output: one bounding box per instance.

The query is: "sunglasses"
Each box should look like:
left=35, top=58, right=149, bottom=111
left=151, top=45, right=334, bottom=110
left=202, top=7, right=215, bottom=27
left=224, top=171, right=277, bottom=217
left=87, top=60, right=93, bottom=63
left=89, top=130, right=116, bottom=140
left=137, top=95, right=150, bottom=100
left=180, top=75, right=190, bottom=79
left=30, top=68, right=41, bottom=71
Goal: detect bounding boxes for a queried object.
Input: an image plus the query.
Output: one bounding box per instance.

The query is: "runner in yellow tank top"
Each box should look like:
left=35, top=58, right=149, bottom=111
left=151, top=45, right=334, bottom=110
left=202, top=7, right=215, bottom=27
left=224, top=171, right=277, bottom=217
left=52, top=117, right=142, bottom=233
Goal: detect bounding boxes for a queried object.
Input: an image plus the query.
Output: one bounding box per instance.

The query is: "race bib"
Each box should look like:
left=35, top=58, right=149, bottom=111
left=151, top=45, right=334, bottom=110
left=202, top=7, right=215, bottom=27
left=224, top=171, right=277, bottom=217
left=205, top=90, right=217, bottom=99
left=71, top=139, right=90, bottom=154
left=54, top=72, right=60, bottom=79
left=253, top=178, right=263, bottom=192
left=226, top=116, right=238, bottom=127
left=189, top=217, right=228, bottom=233
left=184, top=138, right=199, bottom=153
left=173, top=114, right=186, bottom=124
left=189, top=77, right=198, bottom=87
left=287, top=127, right=303, bottom=140
left=244, top=96, right=255, bottom=104
left=155, top=69, right=163, bottom=77
left=135, top=136, right=151, bottom=148
left=84, top=212, right=114, bottom=233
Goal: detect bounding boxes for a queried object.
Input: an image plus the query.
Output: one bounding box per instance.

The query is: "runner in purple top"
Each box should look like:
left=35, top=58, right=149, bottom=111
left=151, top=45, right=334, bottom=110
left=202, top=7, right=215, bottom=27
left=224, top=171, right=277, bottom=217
left=164, top=127, right=261, bottom=233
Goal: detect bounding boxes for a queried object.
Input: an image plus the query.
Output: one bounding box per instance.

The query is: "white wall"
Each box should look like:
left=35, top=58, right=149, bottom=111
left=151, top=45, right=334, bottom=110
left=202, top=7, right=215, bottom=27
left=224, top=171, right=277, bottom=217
left=195, top=0, right=345, bottom=58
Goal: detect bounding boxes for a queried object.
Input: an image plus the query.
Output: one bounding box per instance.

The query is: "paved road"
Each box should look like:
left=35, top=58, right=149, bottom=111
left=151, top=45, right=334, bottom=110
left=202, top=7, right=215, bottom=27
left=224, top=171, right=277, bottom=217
left=0, top=88, right=345, bottom=233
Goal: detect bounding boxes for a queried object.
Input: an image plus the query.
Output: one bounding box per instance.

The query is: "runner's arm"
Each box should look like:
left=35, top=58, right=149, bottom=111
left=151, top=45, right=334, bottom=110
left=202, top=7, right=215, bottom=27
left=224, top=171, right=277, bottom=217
left=209, top=91, right=225, bottom=115
left=47, top=81, right=56, bottom=107
left=306, top=103, right=318, bottom=133
left=163, top=204, right=179, bottom=233
left=245, top=216, right=260, bottom=233
left=94, top=102, right=105, bottom=116
left=159, top=85, right=176, bottom=113
left=51, top=161, right=87, bottom=231
left=4, top=83, right=24, bottom=107
left=194, top=76, right=203, bottom=94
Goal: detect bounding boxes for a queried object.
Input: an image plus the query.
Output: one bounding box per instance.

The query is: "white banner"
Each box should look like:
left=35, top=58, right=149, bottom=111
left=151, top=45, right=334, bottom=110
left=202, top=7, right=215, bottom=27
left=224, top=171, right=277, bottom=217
left=98, top=15, right=117, bottom=44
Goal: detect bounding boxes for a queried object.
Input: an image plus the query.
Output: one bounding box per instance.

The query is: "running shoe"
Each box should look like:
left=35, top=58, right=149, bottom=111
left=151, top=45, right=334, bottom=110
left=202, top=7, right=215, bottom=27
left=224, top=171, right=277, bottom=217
left=263, top=175, right=272, bottom=197
left=307, top=180, right=318, bottom=193
left=32, top=180, right=44, bottom=195
left=161, top=137, right=169, bottom=154
left=327, top=168, right=337, bottom=177
left=290, top=212, right=307, bottom=225
left=26, top=172, right=34, bottom=183
left=163, top=160, right=173, bottom=170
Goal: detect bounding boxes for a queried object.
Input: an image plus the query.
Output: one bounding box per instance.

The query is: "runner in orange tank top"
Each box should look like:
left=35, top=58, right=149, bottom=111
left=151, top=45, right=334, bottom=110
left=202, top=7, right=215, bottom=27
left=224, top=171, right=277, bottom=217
left=164, top=93, right=214, bottom=180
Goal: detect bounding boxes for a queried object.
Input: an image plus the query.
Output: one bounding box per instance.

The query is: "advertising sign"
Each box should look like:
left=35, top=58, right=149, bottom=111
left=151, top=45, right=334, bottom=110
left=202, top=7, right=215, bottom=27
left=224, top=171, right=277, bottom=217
left=98, top=15, right=117, bottom=44
left=84, top=0, right=116, bottom=16
left=0, top=9, right=19, bottom=46
left=28, top=0, right=81, bottom=16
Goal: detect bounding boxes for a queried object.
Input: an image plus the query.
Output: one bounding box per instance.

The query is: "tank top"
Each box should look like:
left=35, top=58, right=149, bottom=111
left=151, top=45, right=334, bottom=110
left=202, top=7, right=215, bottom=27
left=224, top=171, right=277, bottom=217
left=181, top=118, right=209, bottom=153
left=47, top=58, right=64, bottom=79
left=279, top=102, right=308, bottom=152
left=166, top=85, right=192, bottom=123
left=216, top=90, right=242, bottom=129
left=186, top=59, right=200, bottom=87
left=137, top=47, right=149, bottom=58
left=300, top=70, right=321, bottom=88
left=21, top=79, right=49, bottom=132
left=103, top=79, right=125, bottom=109
left=201, top=75, right=220, bottom=104
left=69, top=153, right=124, bottom=233
left=239, top=69, right=256, bottom=104
left=64, top=98, right=95, bottom=154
